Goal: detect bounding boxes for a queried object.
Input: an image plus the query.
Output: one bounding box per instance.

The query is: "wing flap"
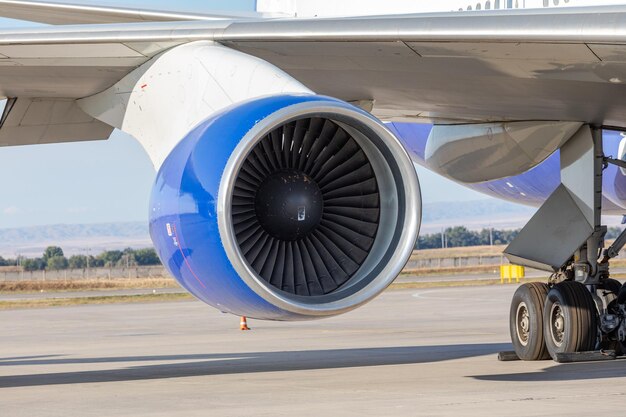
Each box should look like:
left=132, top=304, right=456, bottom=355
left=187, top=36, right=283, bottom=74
left=0, top=42, right=144, bottom=58
left=0, top=40, right=187, bottom=99
left=0, top=98, right=112, bottom=146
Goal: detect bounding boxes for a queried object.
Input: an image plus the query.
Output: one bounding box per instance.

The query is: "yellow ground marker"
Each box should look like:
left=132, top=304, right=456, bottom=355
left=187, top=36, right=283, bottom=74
left=500, top=265, right=525, bottom=284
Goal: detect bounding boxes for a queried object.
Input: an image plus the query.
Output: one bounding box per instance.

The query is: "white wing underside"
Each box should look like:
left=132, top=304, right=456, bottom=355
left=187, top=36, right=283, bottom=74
left=3, top=3, right=626, bottom=145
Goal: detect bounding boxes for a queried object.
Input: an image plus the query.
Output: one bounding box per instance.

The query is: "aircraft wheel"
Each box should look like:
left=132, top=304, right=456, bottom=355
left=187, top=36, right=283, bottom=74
left=510, top=282, right=550, bottom=360
left=543, top=281, right=599, bottom=360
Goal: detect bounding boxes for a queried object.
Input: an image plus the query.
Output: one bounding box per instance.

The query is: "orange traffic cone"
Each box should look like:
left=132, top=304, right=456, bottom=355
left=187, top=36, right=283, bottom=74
left=240, top=316, right=251, bottom=331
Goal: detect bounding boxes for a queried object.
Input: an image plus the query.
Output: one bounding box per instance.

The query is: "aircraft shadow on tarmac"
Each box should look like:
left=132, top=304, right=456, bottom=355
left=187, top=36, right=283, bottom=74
left=0, top=343, right=510, bottom=388
left=472, top=359, right=626, bottom=383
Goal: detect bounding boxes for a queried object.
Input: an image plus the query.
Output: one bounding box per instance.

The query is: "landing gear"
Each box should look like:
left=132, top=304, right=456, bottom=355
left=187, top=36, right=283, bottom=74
left=602, top=278, right=622, bottom=296
left=543, top=281, right=598, bottom=360
left=620, top=284, right=626, bottom=354
left=619, top=283, right=626, bottom=306
left=503, top=125, right=626, bottom=362
left=599, top=280, right=626, bottom=355
left=510, top=283, right=550, bottom=360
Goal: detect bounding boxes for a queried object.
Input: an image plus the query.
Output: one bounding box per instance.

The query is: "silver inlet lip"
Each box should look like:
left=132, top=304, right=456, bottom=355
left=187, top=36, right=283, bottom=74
left=217, top=99, right=421, bottom=317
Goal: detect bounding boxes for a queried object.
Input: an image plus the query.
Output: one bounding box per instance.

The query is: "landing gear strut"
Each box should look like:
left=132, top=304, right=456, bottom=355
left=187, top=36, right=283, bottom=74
left=506, top=125, right=626, bottom=362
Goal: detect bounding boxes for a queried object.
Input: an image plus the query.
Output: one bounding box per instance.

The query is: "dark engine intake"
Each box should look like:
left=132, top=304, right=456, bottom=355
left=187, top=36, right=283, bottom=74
left=234, top=117, right=380, bottom=296
left=149, top=95, right=420, bottom=320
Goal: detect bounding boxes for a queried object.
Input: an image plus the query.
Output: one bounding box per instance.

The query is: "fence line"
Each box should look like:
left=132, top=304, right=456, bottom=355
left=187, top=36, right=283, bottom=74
left=0, top=266, right=168, bottom=281
left=4, top=249, right=626, bottom=281
left=405, top=255, right=505, bottom=270
left=1, top=256, right=505, bottom=281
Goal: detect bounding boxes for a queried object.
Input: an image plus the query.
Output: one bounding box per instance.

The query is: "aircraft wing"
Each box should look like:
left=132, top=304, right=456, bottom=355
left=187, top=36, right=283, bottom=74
left=3, top=6, right=626, bottom=145
left=221, top=6, right=626, bottom=127
left=0, top=0, right=260, bottom=24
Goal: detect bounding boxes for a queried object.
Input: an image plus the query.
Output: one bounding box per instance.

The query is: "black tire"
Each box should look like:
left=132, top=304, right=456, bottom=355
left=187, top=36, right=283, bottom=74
left=510, top=282, right=550, bottom=361
left=543, top=281, right=599, bottom=360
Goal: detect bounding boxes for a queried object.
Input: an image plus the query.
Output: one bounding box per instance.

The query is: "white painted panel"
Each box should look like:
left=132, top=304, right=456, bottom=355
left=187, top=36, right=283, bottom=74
left=560, top=125, right=596, bottom=226
left=80, top=41, right=312, bottom=169
left=425, top=121, right=582, bottom=183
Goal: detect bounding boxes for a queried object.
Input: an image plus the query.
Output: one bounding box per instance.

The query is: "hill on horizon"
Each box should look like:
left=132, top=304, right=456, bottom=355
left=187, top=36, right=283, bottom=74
left=0, top=199, right=542, bottom=257
left=0, top=222, right=152, bottom=258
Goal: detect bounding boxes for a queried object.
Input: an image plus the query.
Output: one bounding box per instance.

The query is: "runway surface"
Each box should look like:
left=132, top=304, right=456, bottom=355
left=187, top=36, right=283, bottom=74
left=2, top=285, right=626, bottom=417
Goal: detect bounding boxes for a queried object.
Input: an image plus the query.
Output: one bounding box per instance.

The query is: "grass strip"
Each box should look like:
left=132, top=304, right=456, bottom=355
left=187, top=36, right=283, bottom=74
left=0, top=278, right=179, bottom=294
left=1, top=278, right=545, bottom=310
left=0, top=292, right=193, bottom=310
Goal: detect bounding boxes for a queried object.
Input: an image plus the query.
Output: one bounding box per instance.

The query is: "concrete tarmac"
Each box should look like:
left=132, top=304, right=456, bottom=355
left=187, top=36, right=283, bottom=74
left=2, top=285, right=626, bottom=417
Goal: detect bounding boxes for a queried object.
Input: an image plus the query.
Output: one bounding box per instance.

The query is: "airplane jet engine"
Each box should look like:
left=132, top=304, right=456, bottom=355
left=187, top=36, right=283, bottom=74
left=149, top=94, right=421, bottom=320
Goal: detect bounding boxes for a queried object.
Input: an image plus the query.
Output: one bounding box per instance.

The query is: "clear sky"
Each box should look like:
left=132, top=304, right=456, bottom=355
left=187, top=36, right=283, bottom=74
left=0, top=0, right=489, bottom=229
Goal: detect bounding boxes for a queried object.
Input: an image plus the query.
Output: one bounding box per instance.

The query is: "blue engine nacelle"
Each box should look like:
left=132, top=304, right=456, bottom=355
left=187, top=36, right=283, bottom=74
left=149, top=95, right=421, bottom=320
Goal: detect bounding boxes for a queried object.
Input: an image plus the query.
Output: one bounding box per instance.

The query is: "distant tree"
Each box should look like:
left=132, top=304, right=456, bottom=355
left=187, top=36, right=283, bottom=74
left=43, top=246, right=64, bottom=263
left=88, top=255, right=104, bottom=268
left=117, top=253, right=137, bottom=268
left=445, top=226, right=479, bottom=247
left=22, top=258, right=46, bottom=271
left=46, top=256, right=68, bottom=270
left=495, top=229, right=519, bottom=245
left=415, top=227, right=521, bottom=250
left=416, top=232, right=445, bottom=249
left=97, top=250, right=123, bottom=267
left=68, top=255, right=88, bottom=269
left=0, top=256, right=7, bottom=267
left=477, top=229, right=490, bottom=246
left=133, top=248, right=161, bottom=266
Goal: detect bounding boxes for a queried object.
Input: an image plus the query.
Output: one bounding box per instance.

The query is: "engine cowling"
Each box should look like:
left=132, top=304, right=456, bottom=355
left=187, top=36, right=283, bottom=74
left=149, top=94, right=420, bottom=320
